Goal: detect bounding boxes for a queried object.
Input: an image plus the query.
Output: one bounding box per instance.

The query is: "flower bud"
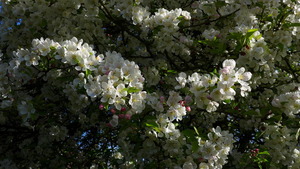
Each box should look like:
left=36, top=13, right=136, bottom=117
left=110, top=108, right=117, bottom=114
left=99, top=104, right=104, bottom=110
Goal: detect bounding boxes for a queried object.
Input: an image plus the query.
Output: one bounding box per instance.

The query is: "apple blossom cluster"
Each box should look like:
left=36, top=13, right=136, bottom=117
left=112, top=78, right=235, bottom=168
left=142, top=88, right=235, bottom=168
left=197, top=126, right=234, bottom=169
left=83, top=50, right=146, bottom=114
left=175, top=126, right=234, bottom=169
left=176, top=59, right=252, bottom=112
left=263, top=124, right=300, bottom=168
left=272, top=90, right=300, bottom=118
left=154, top=91, right=186, bottom=140
left=1, top=37, right=146, bottom=125
left=145, top=8, right=191, bottom=54
left=108, top=0, right=193, bottom=55
left=116, top=123, right=234, bottom=169
left=237, top=31, right=270, bottom=71
left=108, top=0, right=145, bottom=22
left=5, top=37, right=103, bottom=118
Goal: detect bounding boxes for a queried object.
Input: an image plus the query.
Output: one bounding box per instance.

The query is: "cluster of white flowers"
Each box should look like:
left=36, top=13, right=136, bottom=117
left=5, top=37, right=146, bottom=125
left=109, top=0, right=144, bottom=21
left=110, top=0, right=193, bottom=55
left=153, top=91, right=188, bottom=140
left=272, top=90, right=300, bottom=117
left=263, top=124, right=300, bottom=168
left=91, top=51, right=146, bottom=116
left=197, top=126, right=234, bottom=169
left=13, top=37, right=102, bottom=70
left=176, top=59, right=252, bottom=112
left=146, top=8, right=191, bottom=29
left=146, top=87, right=234, bottom=168
left=131, top=6, right=150, bottom=25
left=237, top=31, right=270, bottom=70
left=202, top=28, right=220, bottom=40
left=147, top=8, right=191, bottom=54
left=7, top=37, right=102, bottom=118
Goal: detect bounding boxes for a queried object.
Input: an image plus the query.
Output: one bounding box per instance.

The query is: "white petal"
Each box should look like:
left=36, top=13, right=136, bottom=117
left=222, top=59, right=236, bottom=69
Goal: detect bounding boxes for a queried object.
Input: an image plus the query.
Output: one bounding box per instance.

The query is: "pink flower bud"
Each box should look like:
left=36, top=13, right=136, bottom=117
left=99, top=104, right=104, bottom=110
left=121, top=107, right=126, bottom=112
left=179, top=100, right=186, bottom=106
left=125, top=114, right=131, bottom=120
left=186, top=106, right=191, bottom=112
left=110, top=108, right=117, bottom=114
left=118, top=114, right=125, bottom=119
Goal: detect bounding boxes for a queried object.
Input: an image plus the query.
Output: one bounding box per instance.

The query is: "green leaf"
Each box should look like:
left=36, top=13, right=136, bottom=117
left=125, top=87, right=141, bottom=93
left=247, top=29, right=258, bottom=33
left=85, top=69, right=91, bottom=76
left=182, top=129, right=194, bottom=138
left=258, top=151, right=270, bottom=155
left=255, top=33, right=262, bottom=40
left=167, top=70, right=178, bottom=74
left=194, top=126, right=200, bottom=136
left=198, top=40, right=208, bottom=44
left=145, top=120, right=160, bottom=132
left=182, top=129, right=199, bottom=152
left=105, top=104, right=109, bottom=110
left=177, top=16, right=184, bottom=20
left=245, top=29, right=258, bottom=40
left=228, top=32, right=243, bottom=40
left=145, top=121, right=158, bottom=128
left=223, top=99, right=231, bottom=104
left=213, top=68, right=218, bottom=74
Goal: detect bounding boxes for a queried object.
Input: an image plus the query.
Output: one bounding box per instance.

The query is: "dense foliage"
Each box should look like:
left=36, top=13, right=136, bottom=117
left=0, top=0, right=299, bottom=168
